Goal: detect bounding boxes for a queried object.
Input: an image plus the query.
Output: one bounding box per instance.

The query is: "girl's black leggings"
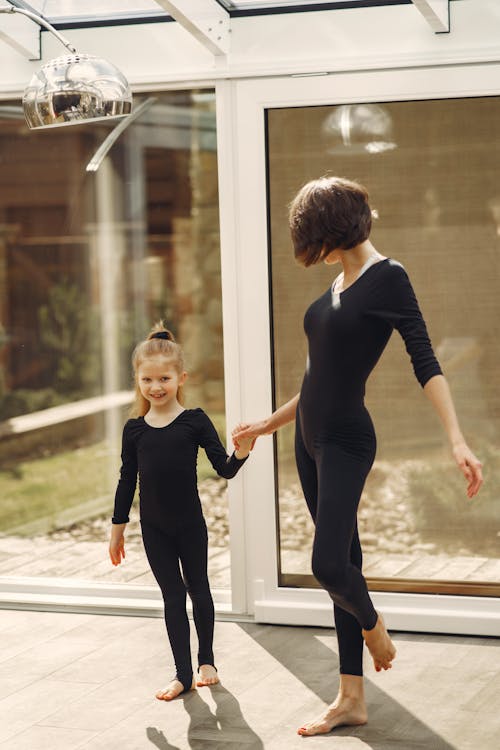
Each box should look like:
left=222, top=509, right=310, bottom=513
left=295, top=411, right=378, bottom=676
left=141, top=519, right=215, bottom=691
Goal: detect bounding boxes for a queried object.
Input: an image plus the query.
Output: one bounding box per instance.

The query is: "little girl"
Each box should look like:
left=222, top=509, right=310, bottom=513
left=109, top=323, right=253, bottom=701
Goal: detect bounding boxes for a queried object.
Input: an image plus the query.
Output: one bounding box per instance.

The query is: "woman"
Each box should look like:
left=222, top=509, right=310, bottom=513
left=232, top=176, right=482, bottom=737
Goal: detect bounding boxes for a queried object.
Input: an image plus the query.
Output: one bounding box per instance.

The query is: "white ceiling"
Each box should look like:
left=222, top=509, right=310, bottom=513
left=1, top=1, right=450, bottom=36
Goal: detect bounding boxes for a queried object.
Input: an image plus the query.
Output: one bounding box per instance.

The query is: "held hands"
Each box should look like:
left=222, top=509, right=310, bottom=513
left=452, top=440, right=483, bottom=499
left=232, top=424, right=257, bottom=458
left=232, top=420, right=271, bottom=451
left=109, top=524, right=126, bottom=566
left=234, top=437, right=255, bottom=459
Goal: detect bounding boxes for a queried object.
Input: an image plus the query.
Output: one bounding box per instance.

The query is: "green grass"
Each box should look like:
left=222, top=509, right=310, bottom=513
left=0, top=417, right=228, bottom=533
left=0, top=443, right=113, bottom=532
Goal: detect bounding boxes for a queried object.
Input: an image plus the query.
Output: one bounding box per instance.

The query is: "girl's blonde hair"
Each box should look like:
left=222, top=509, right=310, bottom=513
left=130, top=322, right=185, bottom=417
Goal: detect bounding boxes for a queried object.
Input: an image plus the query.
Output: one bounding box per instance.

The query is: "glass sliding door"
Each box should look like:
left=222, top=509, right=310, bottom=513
left=0, top=91, right=232, bottom=592
left=267, top=96, right=500, bottom=597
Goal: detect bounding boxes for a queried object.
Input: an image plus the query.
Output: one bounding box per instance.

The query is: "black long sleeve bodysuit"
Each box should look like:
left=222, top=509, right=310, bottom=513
left=296, top=258, right=442, bottom=676
left=113, top=408, right=247, bottom=691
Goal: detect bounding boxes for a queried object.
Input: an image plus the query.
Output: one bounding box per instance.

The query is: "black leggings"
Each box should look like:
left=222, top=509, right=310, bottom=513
left=141, top=519, right=215, bottom=691
left=295, top=411, right=378, bottom=676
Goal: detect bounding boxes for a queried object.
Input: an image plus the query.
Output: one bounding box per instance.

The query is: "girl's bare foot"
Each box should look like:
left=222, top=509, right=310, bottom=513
left=155, top=677, right=195, bottom=701
left=297, top=694, right=368, bottom=736
left=362, top=613, right=396, bottom=672
left=196, top=664, right=219, bottom=687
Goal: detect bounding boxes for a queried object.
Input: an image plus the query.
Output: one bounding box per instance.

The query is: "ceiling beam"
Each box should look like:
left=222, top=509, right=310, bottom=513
left=411, top=0, right=450, bottom=33
left=154, top=0, right=230, bottom=56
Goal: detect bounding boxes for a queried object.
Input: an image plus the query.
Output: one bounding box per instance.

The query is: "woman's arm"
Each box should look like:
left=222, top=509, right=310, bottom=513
left=423, top=374, right=483, bottom=498
left=380, top=264, right=482, bottom=498
left=232, top=392, right=300, bottom=444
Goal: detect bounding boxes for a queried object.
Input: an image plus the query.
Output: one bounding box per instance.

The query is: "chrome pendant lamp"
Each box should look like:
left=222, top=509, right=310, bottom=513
left=0, top=5, right=132, bottom=129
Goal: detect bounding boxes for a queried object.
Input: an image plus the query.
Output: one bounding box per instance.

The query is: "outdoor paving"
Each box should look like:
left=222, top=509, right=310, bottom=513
left=1, top=536, right=499, bottom=591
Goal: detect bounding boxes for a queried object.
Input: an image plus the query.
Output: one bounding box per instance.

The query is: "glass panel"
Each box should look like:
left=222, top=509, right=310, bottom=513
left=41, top=0, right=373, bottom=21
left=267, top=97, right=500, bottom=594
left=43, top=1, right=164, bottom=20
left=0, top=90, right=231, bottom=589
left=221, top=1, right=369, bottom=9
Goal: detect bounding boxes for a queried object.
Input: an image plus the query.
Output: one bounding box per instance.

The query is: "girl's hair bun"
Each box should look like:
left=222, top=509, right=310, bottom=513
left=149, top=330, right=174, bottom=342
left=147, top=322, right=176, bottom=342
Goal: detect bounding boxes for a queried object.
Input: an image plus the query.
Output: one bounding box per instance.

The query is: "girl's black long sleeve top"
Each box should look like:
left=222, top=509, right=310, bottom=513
left=112, top=408, right=247, bottom=531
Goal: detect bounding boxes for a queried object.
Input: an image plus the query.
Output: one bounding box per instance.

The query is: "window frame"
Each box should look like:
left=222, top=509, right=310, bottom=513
left=222, top=64, right=500, bottom=636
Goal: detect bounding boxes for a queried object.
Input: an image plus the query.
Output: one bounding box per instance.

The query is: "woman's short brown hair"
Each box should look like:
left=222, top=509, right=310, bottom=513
left=289, top=176, right=372, bottom=267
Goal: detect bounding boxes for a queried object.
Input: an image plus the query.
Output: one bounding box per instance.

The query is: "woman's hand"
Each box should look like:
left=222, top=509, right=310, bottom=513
left=452, top=441, right=483, bottom=499
left=232, top=420, right=269, bottom=450
left=422, top=376, right=483, bottom=499
left=109, top=524, right=126, bottom=566
left=232, top=394, right=300, bottom=449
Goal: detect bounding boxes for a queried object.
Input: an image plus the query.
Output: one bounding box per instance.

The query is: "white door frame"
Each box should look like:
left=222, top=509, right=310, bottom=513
left=219, top=64, right=500, bottom=637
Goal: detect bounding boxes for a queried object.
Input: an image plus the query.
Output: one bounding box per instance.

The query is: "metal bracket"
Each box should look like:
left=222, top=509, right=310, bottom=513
left=0, top=4, right=40, bottom=59
left=0, top=3, right=77, bottom=59
left=154, top=0, right=230, bottom=57
left=411, top=0, right=450, bottom=33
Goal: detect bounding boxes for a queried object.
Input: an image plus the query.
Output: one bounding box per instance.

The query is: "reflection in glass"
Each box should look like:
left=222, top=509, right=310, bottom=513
left=321, top=104, right=397, bottom=155
left=268, top=98, right=500, bottom=593
left=0, top=92, right=229, bottom=588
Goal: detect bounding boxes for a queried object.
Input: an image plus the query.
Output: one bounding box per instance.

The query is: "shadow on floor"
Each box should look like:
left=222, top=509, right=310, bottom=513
left=238, top=622, right=457, bottom=750
left=147, top=726, right=180, bottom=750
left=147, top=685, right=264, bottom=750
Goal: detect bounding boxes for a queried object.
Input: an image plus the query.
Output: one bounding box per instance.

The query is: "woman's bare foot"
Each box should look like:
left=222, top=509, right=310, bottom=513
left=196, top=664, right=219, bottom=687
left=362, top=613, right=396, bottom=672
left=155, top=677, right=195, bottom=701
left=297, top=694, right=367, bottom=736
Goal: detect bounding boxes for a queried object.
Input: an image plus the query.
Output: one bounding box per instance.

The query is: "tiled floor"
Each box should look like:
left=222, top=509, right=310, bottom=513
left=0, top=608, right=499, bottom=749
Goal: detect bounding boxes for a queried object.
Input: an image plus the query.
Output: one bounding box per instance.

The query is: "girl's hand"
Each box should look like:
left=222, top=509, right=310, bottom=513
left=234, top=435, right=256, bottom=458
left=109, top=525, right=126, bottom=566
left=452, top=441, right=483, bottom=499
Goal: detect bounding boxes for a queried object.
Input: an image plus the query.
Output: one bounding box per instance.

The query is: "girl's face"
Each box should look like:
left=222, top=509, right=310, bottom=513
left=137, top=356, right=186, bottom=409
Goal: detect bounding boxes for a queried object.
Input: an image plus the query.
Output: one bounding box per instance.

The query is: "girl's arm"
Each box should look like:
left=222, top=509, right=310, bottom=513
left=197, top=410, right=250, bottom=479
left=111, top=421, right=138, bottom=524
left=423, top=374, right=483, bottom=498
left=232, top=392, right=300, bottom=445
left=109, top=421, right=138, bottom=565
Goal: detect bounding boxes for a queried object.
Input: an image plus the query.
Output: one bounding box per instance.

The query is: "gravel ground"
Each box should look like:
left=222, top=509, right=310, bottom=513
left=46, top=452, right=499, bottom=560
left=47, top=477, right=229, bottom=556
left=47, top=462, right=437, bottom=557
left=278, top=459, right=437, bottom=556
